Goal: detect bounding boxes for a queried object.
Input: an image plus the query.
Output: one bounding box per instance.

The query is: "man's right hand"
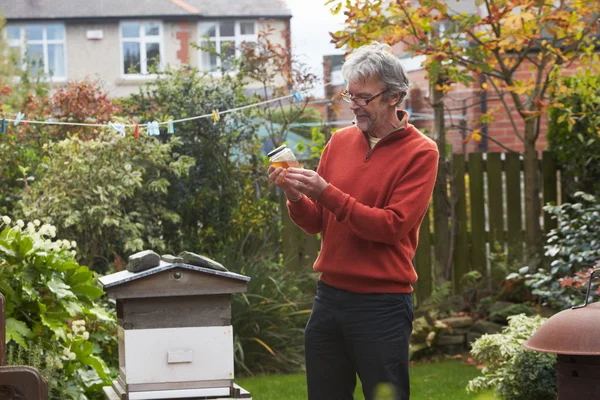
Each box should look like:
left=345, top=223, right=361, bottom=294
left=268, top=165, right=302, bottom=200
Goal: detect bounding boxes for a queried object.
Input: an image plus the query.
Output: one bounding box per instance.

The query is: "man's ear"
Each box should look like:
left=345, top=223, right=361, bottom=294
left=388, top=92, right=400, bottom=106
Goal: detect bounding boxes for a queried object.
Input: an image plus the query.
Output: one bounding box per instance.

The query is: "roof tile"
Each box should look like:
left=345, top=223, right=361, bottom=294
left=0, top=0, right=292, bottom=20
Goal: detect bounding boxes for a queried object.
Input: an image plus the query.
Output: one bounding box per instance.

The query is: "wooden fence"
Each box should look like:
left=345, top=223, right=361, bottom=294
left=282, top=151, right=560, bottom=303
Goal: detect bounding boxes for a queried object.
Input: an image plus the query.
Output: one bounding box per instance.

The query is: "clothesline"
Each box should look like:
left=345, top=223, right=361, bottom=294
left=1, top=81, right=338, bottom=133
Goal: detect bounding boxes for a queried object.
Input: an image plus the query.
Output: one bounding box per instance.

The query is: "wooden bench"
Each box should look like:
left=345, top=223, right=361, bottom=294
left=0, top=293, right=48, bottom=400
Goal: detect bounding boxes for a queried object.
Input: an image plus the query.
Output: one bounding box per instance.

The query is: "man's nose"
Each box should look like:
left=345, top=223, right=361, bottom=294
left=349, top=101, right=361, bottom=111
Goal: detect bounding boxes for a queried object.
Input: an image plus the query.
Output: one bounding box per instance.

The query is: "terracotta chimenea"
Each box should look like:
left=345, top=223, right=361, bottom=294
left=100, top=252, right=252, bottom=400
left=523, top=268, right=600, bottom=400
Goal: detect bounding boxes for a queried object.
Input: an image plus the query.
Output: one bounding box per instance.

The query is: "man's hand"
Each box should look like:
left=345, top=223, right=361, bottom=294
left=284, top=167, right=328, bottom=200
left=268, top=165, right=302, bottom=200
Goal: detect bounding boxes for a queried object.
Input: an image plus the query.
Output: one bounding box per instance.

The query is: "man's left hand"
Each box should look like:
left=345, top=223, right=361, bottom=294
left=284, top=168, right=328, bottom=200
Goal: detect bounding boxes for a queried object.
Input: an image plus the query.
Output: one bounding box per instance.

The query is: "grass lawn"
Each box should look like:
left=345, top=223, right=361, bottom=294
left=235, top=359, right=497, bottom=400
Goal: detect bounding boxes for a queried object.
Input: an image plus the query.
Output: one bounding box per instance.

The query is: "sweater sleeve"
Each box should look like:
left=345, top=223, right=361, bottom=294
left=285, top=142, right=332, bottom=235
left=316, top=148, right=439, bottom=245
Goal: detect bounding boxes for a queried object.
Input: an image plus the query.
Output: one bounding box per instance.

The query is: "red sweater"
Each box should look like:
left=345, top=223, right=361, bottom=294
left=287, top=112, right=439, bottom=293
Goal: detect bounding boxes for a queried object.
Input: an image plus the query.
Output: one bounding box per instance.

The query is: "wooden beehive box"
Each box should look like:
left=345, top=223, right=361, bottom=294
left=99, top=260, right=251, bottom=400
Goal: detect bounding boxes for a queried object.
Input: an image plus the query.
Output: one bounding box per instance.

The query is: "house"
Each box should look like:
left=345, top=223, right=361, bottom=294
left=0, top=0, right=292, bottom=97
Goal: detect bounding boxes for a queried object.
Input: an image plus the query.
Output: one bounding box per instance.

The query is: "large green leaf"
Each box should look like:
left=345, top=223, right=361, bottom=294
left=88, top=306, right=114, bottom=321
left=54, top=259, right=79, bottom=273
left=47, top=278, right=75, bottom=299
left=0, top=241, right=16, bottom=257
left=17, top=235, right=34, bottom=257
left=68, top=266, right=93, bottom=286
left=81, top=354, right=111, bottom=380
left=5, top=317, right=34, bottom=347
left=71, top=283, right=104, bottom=300
left=64, top=300, right=84, bottom=316
left=40, top=314, right=67, bottom=341
left=78, top=368, right=105, bottom=389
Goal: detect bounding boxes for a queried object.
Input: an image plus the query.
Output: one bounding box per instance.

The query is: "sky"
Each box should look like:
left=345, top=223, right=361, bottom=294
left=285, top=0, right=346, bottom=97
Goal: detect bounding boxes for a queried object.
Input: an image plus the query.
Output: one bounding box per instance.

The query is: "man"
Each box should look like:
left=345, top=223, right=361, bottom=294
left=268, top=42, right=439, bottom=400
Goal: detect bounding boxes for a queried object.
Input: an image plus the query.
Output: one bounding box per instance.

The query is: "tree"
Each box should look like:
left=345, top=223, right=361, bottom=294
left=237, top=28, right=318, bottom=147
left=328, top=0, right=600, bottom=266
left=121, top=65, right=266, bottom=256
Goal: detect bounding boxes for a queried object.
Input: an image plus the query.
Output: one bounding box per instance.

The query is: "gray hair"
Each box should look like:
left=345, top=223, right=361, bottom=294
left=341, top=42, right=409, bottom=106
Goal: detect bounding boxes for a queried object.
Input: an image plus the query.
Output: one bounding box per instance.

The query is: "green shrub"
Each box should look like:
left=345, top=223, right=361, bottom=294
left=0, top=78, right=116, bottom=216
left=121, top=66, right=263, bottom=257
left=548, top=71, right=600, bottom=199
left=507, top=192, right=600, bottom=309
left=467, top=314, right=556, bottom=400
left=17, top=134, right=194, bottom=272
left=0, top=217, right=117, bottom=399
left=205, top=180, right=315, bottom=375
left=231, top=254, right=315, bottom=375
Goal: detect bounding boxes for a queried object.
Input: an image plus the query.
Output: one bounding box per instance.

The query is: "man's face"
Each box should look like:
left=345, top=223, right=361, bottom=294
left=346, top=76, right=389, bottom=133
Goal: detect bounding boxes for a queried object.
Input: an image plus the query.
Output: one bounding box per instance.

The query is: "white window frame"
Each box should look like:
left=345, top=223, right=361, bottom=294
left=4, top=23, right=68, bottom=82
left=119, top=20, right=164, bottom=78
left=198, top=20, right=258, bottom=72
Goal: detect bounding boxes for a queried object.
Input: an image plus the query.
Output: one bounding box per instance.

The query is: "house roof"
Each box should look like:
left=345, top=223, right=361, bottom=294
left=0, top=0, right=292, bottom=21
left=99, top=260, right=250, bottom=289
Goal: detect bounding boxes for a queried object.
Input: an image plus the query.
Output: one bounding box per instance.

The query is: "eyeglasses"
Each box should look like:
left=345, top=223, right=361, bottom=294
left=341, top=88, right=389, bottom=106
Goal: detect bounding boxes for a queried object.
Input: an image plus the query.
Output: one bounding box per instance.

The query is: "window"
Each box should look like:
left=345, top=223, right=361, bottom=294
left=120, top=21, right=163, bottom=76
left=4, top=23, right=67, bottom=80
left=198, top=20, right=257, bottom=72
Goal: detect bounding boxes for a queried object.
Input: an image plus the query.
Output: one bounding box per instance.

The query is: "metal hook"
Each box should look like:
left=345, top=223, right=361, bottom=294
left=572, top=268, right=600, bottom=309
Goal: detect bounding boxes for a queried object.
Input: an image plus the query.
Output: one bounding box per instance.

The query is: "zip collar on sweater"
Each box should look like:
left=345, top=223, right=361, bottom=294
left=362, top=110, right=410, bottom=160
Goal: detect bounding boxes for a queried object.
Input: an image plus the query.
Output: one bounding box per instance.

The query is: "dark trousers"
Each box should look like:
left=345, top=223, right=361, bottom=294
left=305, top=281, right=414, bottom=400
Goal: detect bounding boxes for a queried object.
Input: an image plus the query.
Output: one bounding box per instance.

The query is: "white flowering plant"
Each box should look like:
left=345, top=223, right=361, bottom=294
left=0, top=216, right=117, bottom=399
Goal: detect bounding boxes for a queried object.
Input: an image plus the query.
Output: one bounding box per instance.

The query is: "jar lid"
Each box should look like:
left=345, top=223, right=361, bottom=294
left=267, top=145, right=287, bottom=158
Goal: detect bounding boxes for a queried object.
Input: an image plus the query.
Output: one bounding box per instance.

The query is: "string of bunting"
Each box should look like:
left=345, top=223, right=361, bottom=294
left=0, top=85, right=318, bottom=136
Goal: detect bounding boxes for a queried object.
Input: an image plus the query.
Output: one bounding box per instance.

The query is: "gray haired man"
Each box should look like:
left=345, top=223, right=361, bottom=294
left=268, top=42, right=439, bottom=400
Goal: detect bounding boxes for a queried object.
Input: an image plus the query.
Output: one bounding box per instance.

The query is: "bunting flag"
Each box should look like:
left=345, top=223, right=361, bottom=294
left=14, top=112, right=25, bottom=126
left=212, top=110, right=220, bottom=123
left=1, top=118, right=5, bottom=133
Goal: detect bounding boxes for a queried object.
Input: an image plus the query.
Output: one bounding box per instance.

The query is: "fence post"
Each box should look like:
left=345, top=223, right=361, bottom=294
left=542, top=151, right=558, bottom=233
left=505, top=152, right=524, bottom=264
left=487, top=153, right=504, bottom=250
left=415, top=207, right=432, bottom=305
left=468, top=152, right=486, bottom=276
left=452, top=153, right=469, bottom=293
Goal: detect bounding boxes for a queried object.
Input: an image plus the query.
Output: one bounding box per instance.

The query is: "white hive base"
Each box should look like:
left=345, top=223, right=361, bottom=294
left=103, top=383, right=251, bottom=400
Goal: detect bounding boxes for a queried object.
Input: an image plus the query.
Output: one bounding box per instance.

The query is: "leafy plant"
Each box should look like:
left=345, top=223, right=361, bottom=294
left=121, top=65, right=264, bottom=257
left=208, top=179, right=315, bottom=375
left=507, top=192, right=600, bottom=309
left=17, top=133, right=195, bottom=272
left=231, top=255, right=314, bottom=376
left=467, top=314, right=556, bottom=400
left=0, top=78, right=115, bottom=216
left=548, top=71, right=600, bottom=199
left=0, top=217, right=117, bottom=399
left=6, top=338, right=63, bottom=396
